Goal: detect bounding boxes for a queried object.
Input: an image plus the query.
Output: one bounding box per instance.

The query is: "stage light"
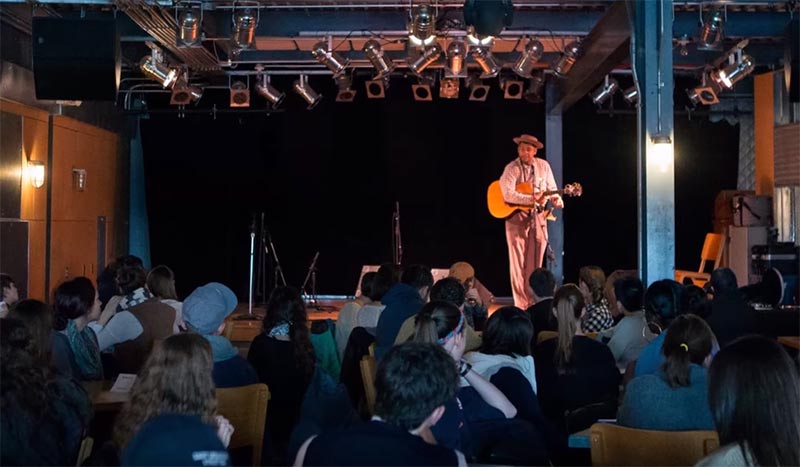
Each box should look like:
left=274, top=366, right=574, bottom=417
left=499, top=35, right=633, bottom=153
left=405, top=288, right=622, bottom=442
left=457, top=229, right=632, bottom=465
left=590, top=75, right=619, bottom=105
left=677, top=34, right=690, bottom=57
left=409, top=4, right=436, bottom=47
left=502, top=78, right=524, bottom=99
left=687, top=85, right=719, bottom=106
left=139, top=55, right=180, bottom=88
left=255, top=74, right=285, bottom=108
left=553, top=40, right=581, bottom=78
left=471, top=46, right=501, bottom=79
left=230, top=80, right=250, bottom=107
left=651, top=134, right=673, bottom=173
left=27, top=160, right=45, bottom=188
left=446, top=40, right=466, bottom=77
left=439, top=77, right=460, bottom=99
left=412, top=83, right=433, bottom=101
left=467, top=75, right=490, bottom=101
left=170, top=74, right=202, bottom=105
left=408, top=43, right=443, bottom=76
left=710, top=54, right=755, bottom=89
left=523, top=73, right=544, bottom=103
left=176, top=6, right=202, bottom=47
left=335, top=75, right=357, bottom=102
left=365, top=79, right=386, bottom=98
left=293, top=75, right=322, bottom=109
left=311, top=41, right=349, bottom=78
left=512, top=38, right=543, bottom=78
left=463, top=0, right=513, bottom=37
left=622, top=85, right=638, bottom=105
left=697, top=5, right=724, bottom=51
left=232, top=7, right=257, bottom=49
left=363, top=39, right=395, bottom=79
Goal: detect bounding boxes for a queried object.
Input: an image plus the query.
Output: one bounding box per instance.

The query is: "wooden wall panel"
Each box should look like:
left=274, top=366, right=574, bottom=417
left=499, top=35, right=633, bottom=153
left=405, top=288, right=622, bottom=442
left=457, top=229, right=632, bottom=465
left=51, top=124, right=80, bottom=220
left=753, top=72, right=775, bottom=196
left=27, top=220, right=46, bottom=300
left=49, top=220, right=97, bottom=290
left=20, top=116, right=49, bottom=221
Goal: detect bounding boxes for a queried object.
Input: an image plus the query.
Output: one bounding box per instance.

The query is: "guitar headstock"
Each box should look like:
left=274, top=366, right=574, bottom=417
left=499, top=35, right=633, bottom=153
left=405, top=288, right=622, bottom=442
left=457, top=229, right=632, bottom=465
left=563, top=183, right=583, bottom=197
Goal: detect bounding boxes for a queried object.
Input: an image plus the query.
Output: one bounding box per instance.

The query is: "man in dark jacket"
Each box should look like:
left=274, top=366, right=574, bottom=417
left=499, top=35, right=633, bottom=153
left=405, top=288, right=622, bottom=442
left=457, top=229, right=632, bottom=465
left=374, top=265, right=433, bottom=360
left=525, top=268, right=557, bottom=344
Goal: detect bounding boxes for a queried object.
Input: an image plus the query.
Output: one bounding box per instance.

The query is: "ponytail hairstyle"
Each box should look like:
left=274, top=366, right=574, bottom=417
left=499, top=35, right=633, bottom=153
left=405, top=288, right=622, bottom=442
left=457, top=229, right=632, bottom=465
left=661, top=314, right=713, bottom=388
left=264, top=286, right=316, bottom=382
left=7, top=299, right=54, bottom=364
left=412, top=300, right=464, bottom=345
left=553, top=284, right=584, bottom=368
left=53, top=277, right=96, bottom=331
left=146, top=265, right=178, bottom=300
left=578, top=266, right=606, bottom=305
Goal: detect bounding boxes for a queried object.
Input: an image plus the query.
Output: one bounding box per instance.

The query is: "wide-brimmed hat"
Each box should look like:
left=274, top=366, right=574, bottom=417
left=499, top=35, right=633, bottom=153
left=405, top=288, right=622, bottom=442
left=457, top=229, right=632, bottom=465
left=513, top=134, right=544, bottom=149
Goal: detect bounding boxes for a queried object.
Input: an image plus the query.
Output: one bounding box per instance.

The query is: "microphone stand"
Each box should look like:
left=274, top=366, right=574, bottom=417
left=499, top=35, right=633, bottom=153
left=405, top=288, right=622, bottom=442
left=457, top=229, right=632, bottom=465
left=393, top=201, right=403, bottom=266
left=236, top=215, right=261, bottom=321
left=301, top=251, right=321, bottom=310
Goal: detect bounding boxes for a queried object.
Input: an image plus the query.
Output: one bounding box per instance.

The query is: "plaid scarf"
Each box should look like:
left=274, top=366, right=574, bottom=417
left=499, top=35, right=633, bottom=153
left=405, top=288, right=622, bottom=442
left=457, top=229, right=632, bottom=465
left=118, top=287, right=152, bottom=311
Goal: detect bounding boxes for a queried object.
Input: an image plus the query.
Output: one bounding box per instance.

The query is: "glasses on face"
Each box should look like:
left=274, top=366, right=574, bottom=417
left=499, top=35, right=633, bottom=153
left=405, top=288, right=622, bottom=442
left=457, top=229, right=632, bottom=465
left=438, top=311, right=465, bottom=345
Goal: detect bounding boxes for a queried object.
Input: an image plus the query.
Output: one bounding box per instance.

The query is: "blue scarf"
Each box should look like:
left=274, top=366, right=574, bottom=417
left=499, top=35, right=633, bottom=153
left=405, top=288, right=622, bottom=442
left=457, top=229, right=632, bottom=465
left=67, top=320, right=103, bottom=380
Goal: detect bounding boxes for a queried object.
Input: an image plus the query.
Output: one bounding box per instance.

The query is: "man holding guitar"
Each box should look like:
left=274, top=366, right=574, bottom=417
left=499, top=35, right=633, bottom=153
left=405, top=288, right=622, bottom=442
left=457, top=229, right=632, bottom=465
left=499, top=134, right=563, bottom=309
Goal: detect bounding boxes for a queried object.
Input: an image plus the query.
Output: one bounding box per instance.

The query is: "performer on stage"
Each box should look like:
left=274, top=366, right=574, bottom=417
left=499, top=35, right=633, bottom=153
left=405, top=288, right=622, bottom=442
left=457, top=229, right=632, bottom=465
left=500, top=134, right=563, bottom=309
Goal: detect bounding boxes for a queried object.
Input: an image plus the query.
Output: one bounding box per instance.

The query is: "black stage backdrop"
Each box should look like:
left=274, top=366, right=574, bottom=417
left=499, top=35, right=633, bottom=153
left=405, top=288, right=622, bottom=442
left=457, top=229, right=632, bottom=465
left=141, top=75, right=739, bottom=300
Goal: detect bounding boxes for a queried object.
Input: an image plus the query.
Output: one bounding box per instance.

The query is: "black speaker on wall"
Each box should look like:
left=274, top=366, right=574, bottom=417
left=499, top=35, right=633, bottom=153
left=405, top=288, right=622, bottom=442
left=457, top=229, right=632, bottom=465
left=32, top=17, right=120, bottom=101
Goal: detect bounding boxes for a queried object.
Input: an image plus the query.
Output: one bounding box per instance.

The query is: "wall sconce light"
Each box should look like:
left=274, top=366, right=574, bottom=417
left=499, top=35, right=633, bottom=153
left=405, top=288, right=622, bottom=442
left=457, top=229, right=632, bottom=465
left=72, top=168, right=87, bottom=191
left=28, top=160, right=45, bottom=188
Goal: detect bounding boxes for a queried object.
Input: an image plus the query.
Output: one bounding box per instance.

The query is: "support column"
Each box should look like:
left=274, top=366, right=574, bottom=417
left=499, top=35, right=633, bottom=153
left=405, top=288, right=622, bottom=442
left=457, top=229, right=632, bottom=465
left=545, top=79, right=565, bottom=285
left=129, top=118, right=151, bottom=268
left=634, top=0, right=675, bottom=286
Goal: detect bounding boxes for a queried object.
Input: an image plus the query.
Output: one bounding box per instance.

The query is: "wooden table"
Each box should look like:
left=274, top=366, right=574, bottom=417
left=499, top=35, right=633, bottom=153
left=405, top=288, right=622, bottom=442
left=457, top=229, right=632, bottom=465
left=778, top=336, right=800, bottom=350
left=82, top=381, right=130, bottom=412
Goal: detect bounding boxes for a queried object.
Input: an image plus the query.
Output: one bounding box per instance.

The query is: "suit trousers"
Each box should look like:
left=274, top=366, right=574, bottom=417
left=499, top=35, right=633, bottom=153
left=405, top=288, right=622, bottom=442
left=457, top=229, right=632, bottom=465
left=505, top=212, right=548, bottom=309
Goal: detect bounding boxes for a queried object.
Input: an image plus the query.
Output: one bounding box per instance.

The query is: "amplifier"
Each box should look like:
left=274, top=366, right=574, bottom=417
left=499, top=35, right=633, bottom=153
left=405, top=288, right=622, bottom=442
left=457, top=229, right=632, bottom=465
left=751, top=244, right=799, bottom=276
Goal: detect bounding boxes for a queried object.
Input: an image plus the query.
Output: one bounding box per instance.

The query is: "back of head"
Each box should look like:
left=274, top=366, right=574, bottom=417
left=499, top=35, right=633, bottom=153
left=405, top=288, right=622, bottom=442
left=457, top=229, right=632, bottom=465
left=685, top=285, right=711, bottom=320
left=401, top=264, right=434, bottom=290
left=613, top=276, right=644, bottom=312
left=8, top=299, right=54, bottom=362
left=430, top=277, right=466, bottom=308
left=359, top=272, right=378, bottom=301
left=0, top=318, right=49, bottom=420
left=116, top=260, right=148, bottom=295
left=553, top=284, right=585, bottom=366
left=645, top=279, right=686, bottom=330
left=374, top=342, right=459, bottom=431
left=1, top=273, right=14, bottom=293
left=579, top=266, right=606, bottom=304
left=372, top=263, right=401, bottom=301
left=53, top=277, right=96, bottom=331
left=710, top=268, right=738, bottom=296
left=263, top=286, right=316, bottom=381
left=449, top=262, right=475, bottom=288
left=182, top=282, right=237, bottom=335
left=412, top=300, right=463, bottom=345
left=529, top=268, right=556, bottom=298
left=481, top=306, right=532, bottom=357
left=146, top=265, right=178, bottom=300
left=708, top=336, right=800, bottom=466
left=661, top=314, right=713, bottom=388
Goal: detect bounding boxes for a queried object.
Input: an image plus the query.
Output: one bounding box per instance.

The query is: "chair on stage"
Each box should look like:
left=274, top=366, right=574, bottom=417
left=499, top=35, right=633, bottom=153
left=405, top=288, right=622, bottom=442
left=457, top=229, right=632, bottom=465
left=216, top=384, right=270, bottom=466
left=674, top=233, right=724, bottom=288
left=589, top=423, right=719, bottom=466
left=360, top=354, right=377, bottom=416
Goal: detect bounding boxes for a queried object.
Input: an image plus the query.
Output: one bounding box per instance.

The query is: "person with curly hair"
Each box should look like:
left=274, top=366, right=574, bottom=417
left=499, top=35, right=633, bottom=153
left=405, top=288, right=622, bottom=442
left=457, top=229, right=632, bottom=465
left=114, top=333, right=233, bottom=456
left=1, top=318, right=92, bottom=465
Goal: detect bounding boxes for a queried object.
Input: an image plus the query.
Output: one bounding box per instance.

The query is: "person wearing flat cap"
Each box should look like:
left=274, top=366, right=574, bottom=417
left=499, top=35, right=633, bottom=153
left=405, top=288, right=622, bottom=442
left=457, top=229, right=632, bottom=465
left=500, top=134, right=563, bottom=309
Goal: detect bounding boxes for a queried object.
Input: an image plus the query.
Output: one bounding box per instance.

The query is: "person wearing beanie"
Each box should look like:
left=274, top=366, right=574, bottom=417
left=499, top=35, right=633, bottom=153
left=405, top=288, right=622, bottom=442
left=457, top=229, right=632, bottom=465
left=182, top=282, right=257, bottom=388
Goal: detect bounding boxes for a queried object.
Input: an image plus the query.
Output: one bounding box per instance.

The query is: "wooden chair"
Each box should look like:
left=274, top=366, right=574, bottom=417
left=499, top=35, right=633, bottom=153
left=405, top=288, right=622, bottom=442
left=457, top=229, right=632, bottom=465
left=537, top=330, right=558, bottom=345
left=675, top=233, right=724, bottom=287
left=76, top=437, right=93, bottom=466
left=368, top=342, right=376, bottom=357
left=360, top=354, right=377, bottom=415
left=590, top=423, right=720, bottom=466
left=216, top=384, right=270, bottom=466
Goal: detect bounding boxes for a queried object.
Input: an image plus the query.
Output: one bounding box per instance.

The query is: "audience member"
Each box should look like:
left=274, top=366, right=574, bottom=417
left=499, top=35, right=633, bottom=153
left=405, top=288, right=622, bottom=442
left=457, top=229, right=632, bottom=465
left=247, top=286, right=316, bottom=463
left=8, top=299, right=61, bottom=369
left=294, top=342, right=466, bottom=466
left=635, top=279, right=686, bottom=377
left=182, top=282, right=257, bottom=388
left=114, top=333, right=232, bottom=458
left=697, top=336, right=800, bottom=466
left=685, top=284, right=711, bottom=320
left=0, top=273, right=19, bottom=318
left=535, top=284, right=619, bottom=431
left=707, top=268, right=758, bottom=348
left=52, top=277, right=104, bottom=380
left=122, top=413, right=231, bottom=467
left=449, top=261, right=488, bottom=330
left=598, top=276, right=654, bottom=371
left=1, top=318, right=92, bottom=465
left=579, top=266, right=614, bottom=332
left=525, top=268, right=558, bottom=343
left=375, top=264, right=433, bottom=359
left=618, top=314, right=715, bottom=430
left=335, top=271, right=376, bottom=361
left=356, top=263, right=398, bottom=330
left=96, top=255, right=144, bottom=308
left=146, top=264, right=185, bottom=333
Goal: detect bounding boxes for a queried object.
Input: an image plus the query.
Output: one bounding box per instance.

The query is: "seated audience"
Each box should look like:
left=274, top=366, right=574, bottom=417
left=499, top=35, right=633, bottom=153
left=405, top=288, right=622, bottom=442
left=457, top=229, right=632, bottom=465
left=114, top=333, right=233, bottom=459
left=122, top=413, right=231, bottom=467
left=96, top=255, right=143, bottom=308
left=535, top=284, right=619, bottom=431
left=146, top=264, right=185, bottom=333
left=635, top=279, right=687, bottom=377
left=8, top=299, right=67, bottom=373
left=294, top=342, right=466, bottom=466
left=52, top=277, right=104, bottom=380
left=356, top=263, right=398, bottom=330
left=685, top=284, right=711, bottom=320
left=697, top=336, right=800, bottom=466
left=0, top=273, right=19, bottom=318
left=448, top=261, right=488, bottom=330
left=525, top=268, right=558, bottom=343
left=375, top=264, right=433, bottom=359
left=91, top=260, right=175, bottom=374
left=618, top=314, right=715, bottom=430
left=247, top=286, right=316, bottom=463
left=598, top=276, right=654, bottom=371
left=335, top=271, right=376, bottom=361
left=579, top=266, right=614, bottom=332
left=707, top=268, right=758, bottom=348
left=1, top=318, right=92, bottom=465
left=183, top=282, right=257, bottom=388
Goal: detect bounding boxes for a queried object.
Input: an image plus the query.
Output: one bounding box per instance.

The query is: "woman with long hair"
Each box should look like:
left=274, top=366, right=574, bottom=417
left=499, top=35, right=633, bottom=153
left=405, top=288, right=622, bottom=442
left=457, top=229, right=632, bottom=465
left=618, top=314, right=716, bottom=430
left=578, top=266, right=613, bottom=332
left=53, top=277, right=103, bottom=380
left=698, top=336, right=800, bottom=466
left=534, top=284, right=619, bottom=431
left=146, top=264, right=185, bottom=333
left=247, top=286, right=316, bottom=463
left=114, top=333, right=232, bottom=451
left=1, top=318, right=92, bottom=465
left=7, top=299, right=56, bottom=365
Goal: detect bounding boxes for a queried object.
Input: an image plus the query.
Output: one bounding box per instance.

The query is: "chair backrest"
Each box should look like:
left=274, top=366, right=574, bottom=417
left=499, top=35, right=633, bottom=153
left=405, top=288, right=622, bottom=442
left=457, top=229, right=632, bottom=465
left=590, top=423, right=720, bottom=466
left=368, top=342, right=376, bottom=357
left=216, top=384, right=270, bottom=466
left=537, top=330, right=558, bottom=345
left=76, top=436, right=93, bottom=466
left=360, top=355, right=377, bottom=416
left=698, top=233, right=724, bottom=273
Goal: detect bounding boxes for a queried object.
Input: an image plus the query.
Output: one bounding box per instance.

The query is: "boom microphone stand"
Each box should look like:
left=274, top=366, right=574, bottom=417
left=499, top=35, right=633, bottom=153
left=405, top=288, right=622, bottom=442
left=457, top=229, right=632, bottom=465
left=392, top=201, right=403, bottom=266
left=237, top=215, right=261, bottom=320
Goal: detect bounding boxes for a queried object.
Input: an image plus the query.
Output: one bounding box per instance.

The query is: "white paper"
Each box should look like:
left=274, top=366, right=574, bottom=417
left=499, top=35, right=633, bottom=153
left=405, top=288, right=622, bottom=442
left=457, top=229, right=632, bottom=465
left=110, top=373, right=137, bottom=393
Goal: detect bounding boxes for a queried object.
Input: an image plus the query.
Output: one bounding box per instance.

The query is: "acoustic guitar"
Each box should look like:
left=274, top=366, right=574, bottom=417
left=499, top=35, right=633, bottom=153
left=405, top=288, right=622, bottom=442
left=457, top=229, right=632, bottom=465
left=486, top=181, right=583, bottom=219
